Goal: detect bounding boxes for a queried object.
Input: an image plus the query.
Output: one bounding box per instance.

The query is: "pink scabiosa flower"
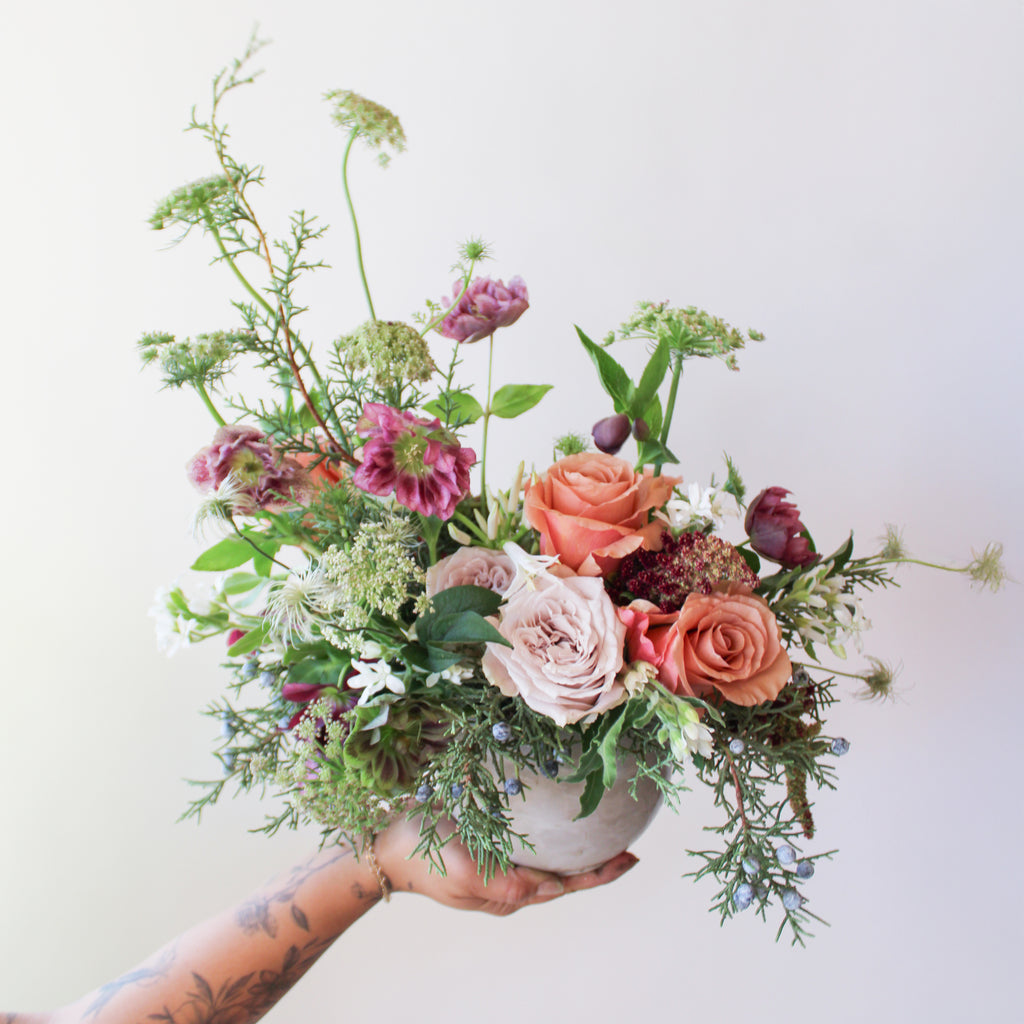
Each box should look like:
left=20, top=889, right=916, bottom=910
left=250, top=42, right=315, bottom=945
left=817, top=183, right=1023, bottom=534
left=744, top=487, right=820, bottom=569
left=187, top=425, right=312, bottom=512
left=438, top=276, right=529, bottom=344
left=352, top=403, right=475, bottom=520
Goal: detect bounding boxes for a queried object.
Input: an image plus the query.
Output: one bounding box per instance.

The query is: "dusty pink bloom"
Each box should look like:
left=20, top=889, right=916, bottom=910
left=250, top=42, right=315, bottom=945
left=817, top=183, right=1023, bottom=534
left=425, top=547, right=515, bottom=598
left=481, top=573, right=627, bottom=726
left=186, top=425, right=312, bottom=511
left=744, top=487, right=819, bottom=569
left=352, top=403, right=475, bottom=520
left=437, top=276, right=529, bottom=344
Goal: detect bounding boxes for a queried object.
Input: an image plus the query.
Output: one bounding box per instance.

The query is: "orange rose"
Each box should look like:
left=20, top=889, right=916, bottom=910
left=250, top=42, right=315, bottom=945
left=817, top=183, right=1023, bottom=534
left=655, top=587, right=791, bottom=706
left=292, top=450, right=347, bottom=488
left=524, top=453, right=679, bottom=576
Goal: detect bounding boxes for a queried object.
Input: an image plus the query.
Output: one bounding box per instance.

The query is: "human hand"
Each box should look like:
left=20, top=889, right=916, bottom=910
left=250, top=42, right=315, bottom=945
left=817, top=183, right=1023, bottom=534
left=372, top=815, right=639, bottom=916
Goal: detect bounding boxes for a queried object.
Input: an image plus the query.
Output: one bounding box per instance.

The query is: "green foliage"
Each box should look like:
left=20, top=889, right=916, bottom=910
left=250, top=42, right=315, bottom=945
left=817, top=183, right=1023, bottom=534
left=688, top=669, right=839, bottom=945
left=489, top=383, right=553, bottom=419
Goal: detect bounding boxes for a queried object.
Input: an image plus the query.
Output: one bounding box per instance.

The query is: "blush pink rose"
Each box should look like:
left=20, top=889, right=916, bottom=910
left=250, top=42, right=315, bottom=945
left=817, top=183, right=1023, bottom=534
left=524, top=453, right=680, bottom=577
left=627, top=588, right=791, bottom=706
left=481, top=574, right=627, bottom=726
left=425, top=547, right=515, bottom=598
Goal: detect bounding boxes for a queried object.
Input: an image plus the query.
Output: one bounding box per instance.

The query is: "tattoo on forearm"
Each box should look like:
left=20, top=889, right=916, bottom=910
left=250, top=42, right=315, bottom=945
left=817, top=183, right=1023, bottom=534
left=236, top=846, right=352, bottom=937
left=145, top=938, right=333, bottom=1023
left=83, top=946, right=177, bottom=1020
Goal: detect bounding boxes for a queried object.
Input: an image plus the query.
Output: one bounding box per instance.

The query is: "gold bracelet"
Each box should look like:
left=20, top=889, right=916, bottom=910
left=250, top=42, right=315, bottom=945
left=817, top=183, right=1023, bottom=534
left=365, top=838, right=392, bottom=903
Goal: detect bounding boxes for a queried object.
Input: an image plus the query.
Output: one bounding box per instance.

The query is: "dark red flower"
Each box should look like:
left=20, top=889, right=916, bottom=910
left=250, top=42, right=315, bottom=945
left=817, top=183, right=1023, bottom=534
left=744, top=487, right=819, bottom=568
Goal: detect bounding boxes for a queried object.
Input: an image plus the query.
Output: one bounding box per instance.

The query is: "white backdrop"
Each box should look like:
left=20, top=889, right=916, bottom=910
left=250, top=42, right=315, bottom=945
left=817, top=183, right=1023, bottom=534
left=1, top=1, right=1022, bottom=1021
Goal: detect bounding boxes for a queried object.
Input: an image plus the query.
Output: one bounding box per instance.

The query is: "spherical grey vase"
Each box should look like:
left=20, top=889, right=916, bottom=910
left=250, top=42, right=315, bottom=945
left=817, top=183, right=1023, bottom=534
left=506, top=755, right=663, bottom=875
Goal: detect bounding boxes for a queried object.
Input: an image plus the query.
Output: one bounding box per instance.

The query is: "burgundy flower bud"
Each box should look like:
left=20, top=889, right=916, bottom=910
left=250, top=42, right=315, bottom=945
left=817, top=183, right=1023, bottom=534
left=744, top=487, right=820, bottom=568
left=592, top=413, right=632, bottom=454
left=632, top=418, right=650, bottom=442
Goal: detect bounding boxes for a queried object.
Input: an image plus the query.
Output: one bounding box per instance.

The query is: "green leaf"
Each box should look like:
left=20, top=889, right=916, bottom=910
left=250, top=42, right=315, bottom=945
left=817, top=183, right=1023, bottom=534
left=489, top=383, right=553, bottom=419
left=192, top=537, right=255, bottom=572
left=227, top=621, right=270, bottom=656
left=576, top=327, right=634, bottom=412
left=423, top=390, right=484, bottom=425
left=425, top=646, right=468, bottom=672
left=635, top=437, right=680, bottom=468
left=738, top=546, right=761, bottom=574
left=825, top=532, right=855, bottom=573
left=297, top=403, right=317, bottom=431
left=221, top=572, right=265, bottom=596
left=251, top=539, right=282, bottom=577
left=639, top=393, right=663, bottom=441
left=575, top=769, right=606, bottom=820
left=416, top=609, right=509, bottom=646
left=597, top=709, right=628, bottom=788
left=632, top=336, right=671, bottom=414
left=426, top=585, right=504, bottom=618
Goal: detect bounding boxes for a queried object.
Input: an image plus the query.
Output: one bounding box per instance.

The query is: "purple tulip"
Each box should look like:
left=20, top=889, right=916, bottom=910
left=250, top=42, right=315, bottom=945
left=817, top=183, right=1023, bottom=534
left=592, top=413, right=632, bottom=454
left=744, top=487, right=819, bottom=568
left=437, top=276, right=529, bottom=344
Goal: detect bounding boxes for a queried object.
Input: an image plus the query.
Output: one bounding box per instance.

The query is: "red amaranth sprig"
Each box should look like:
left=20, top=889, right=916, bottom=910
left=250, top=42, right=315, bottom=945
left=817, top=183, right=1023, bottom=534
left=610, top=530, right=759, bottom=612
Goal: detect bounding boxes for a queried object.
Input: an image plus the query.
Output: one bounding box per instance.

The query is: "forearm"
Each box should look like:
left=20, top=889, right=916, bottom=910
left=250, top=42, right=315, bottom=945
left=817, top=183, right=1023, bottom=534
left=51, top=844, right=382, bottom=1024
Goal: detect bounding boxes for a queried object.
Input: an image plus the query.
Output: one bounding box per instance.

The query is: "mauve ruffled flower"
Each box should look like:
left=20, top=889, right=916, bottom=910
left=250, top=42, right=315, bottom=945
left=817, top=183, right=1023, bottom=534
left=352, top=403, right=475, bottom=520
left=481, top=573, right=627, bottom=726
left=187, top=424, right=312, bottom=511
left=744, top=487, right=819, bottom=569
left=437, top=276, right=529, bottom=344
left=425, top=546, right=515, bottom=598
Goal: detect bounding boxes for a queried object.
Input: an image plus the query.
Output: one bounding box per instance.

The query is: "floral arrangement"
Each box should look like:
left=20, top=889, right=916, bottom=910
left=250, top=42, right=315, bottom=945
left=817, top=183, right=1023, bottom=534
left=145, top=39, right=1005, bottom=943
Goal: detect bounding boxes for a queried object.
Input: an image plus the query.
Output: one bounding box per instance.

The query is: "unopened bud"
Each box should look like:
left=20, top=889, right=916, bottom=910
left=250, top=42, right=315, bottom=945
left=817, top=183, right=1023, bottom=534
left=592, top=413, right=631, bottom=455
left=632, top=418, right=650, bottom=442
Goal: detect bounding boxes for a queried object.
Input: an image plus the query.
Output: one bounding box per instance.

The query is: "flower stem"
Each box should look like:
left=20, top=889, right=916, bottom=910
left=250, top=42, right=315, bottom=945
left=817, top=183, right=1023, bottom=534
left=194, top=382, right=227, bottom=426
left=420, top=261, right=477, bottom=336
left=341, top=129, right=376, bottom=321
left=660, top=355, right=683, bottom=448
left=230, top=520, right=291, bottom=572
left=655, top=355, right=683, bottom=473
left=480, top=331, right=496, bottom=504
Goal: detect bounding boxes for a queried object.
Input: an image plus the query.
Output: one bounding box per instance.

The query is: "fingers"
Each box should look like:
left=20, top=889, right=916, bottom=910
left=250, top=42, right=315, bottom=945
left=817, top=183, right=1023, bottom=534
left=556, top=852, right=639, bottom=895
left=514, top=851, right=639, bottom=907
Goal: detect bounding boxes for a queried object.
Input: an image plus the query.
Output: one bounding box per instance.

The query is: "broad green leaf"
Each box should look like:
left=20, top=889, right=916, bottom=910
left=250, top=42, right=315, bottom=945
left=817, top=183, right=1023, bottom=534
left=192, top=537, right=255, bottom=572
left=423, top=390, right=484, bottom=425
left=597, top=709, right=628, bottom=788
left=635, top=437, right=680, bottom=468
left=489, top=383, right=553, bottom=419
left=425, top=646, right=468, bottom=672
left=639, top=393, right=663, bottom=441
left=825, top=532, right=855, bottom=573
left=417, top=610, right=509, bottom=646
left=633, top=336, right=671, bottom=414
left=426, top=585, right=504, bottom=618
left=575, top=769, right=606, bottom=820
left=737, top=546, right=761, bottom=574
left=222, top=572, right=265, bottom=596
left=227, top=621, right=270, bottom=656
left=576, top=327, right=634, bottom=412
left=298, top=403, right=318, bottom=431
left=252, top=539, right=281, bottom=578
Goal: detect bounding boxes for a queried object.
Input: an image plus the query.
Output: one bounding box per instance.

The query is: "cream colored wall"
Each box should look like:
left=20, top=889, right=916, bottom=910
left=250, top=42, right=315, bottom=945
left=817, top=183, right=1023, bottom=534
left=1, top=1, right=1022, bottom=1021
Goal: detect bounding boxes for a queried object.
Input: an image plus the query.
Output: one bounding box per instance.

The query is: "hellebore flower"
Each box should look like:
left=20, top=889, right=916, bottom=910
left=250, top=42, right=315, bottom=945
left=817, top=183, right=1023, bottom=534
left=352, top=403, right=475, bottom=520
left=437, top=276, right=529, bottom=344
left=744, top=487, right=819, bottom=568
left=187, top=425, right=312, bottom=511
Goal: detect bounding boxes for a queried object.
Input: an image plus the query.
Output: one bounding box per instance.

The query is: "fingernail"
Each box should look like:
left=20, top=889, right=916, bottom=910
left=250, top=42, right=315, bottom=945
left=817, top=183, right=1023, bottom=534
left=537, top=879, right=565, bottom=897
